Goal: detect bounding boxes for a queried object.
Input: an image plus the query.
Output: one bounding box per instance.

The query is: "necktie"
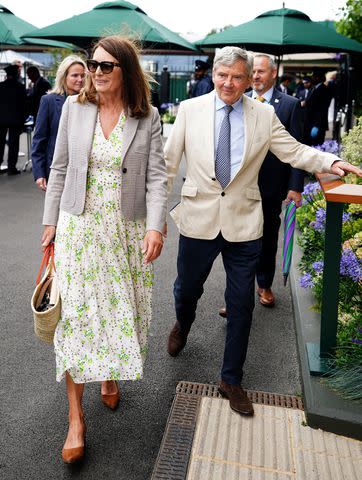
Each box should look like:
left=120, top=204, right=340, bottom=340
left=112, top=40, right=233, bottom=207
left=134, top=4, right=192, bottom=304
left=256, top=96, right=266, bottom=103
left=215, top=105, right=233, bottom=189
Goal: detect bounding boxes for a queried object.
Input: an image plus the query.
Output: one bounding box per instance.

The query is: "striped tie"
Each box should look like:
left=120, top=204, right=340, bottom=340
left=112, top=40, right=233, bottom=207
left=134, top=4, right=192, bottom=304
left=256, top=96, right=266, bottom=102
left=215, top=105, right=233, bottom=189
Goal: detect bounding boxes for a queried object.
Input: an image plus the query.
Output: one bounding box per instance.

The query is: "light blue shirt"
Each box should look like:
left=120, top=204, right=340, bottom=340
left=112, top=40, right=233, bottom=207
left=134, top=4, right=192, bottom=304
left=214, top=94, right=244, bottom=180
left=251, top=86, right=274, bottom=104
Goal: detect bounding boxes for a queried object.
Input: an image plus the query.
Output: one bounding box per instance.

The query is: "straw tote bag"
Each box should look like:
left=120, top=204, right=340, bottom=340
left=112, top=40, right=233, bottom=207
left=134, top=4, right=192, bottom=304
left=31, top=243, right=61, bottom=343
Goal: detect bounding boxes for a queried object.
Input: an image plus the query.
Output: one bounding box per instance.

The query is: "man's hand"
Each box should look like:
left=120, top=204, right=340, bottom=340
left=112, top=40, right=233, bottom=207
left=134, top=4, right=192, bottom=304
left=36, top=177, right=47, bottom=191
left=41, top=225, right=56, bottom=251
left=142, top=230, right=164, bottom=264
left=286, top=190, right=302, bottom=207
left=330, top=161, right=362, bottom=178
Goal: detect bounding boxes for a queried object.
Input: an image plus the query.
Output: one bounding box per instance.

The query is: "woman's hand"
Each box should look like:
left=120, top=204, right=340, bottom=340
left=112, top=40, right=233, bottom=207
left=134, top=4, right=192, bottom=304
left=41, top=225, right=56, bottom=251
left=36, top=178, right=47, bottom=191
left=142, top=230, right=164, bottom=264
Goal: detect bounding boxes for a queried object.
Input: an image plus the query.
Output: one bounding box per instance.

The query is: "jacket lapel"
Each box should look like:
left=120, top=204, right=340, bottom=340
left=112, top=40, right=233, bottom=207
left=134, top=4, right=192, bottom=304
left=237, top=94, right=256, bottom=173
left=270, top=87, right=283, bottom=115
left=121, top=114, right=139, bottom=161
left=204, top=92, right=216, bottom=174
left=80, top=102, right=97, bottom=162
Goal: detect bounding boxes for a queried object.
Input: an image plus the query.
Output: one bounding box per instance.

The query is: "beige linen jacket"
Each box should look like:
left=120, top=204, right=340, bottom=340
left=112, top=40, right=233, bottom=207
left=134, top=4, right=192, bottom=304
left=164, top=92, right=339, bottom=242
left=43, top=96, right=167, bottom=233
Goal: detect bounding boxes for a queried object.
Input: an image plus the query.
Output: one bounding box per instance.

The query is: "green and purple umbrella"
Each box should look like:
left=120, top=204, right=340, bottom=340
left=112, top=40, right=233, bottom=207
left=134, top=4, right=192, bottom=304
left=282, top=200, right=297, bottom=286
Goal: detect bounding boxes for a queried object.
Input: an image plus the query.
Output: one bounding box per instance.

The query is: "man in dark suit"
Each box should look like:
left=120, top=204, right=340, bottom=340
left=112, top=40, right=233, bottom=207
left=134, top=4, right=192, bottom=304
left=0, top=64, right=27, bottom=175
left=26, top=66, right=51, bottom=121
left=191, top=60, right=213, bottom=98
left=303, top=69, right=331, bottom=146
left=219, top=53, right=304, bottom=313
left=276, top=74, right=294, bottom=96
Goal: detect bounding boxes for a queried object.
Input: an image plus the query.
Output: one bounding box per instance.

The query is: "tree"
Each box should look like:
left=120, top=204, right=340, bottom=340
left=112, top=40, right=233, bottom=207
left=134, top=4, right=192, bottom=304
left=206, top=25, right=233, bottom=37
left=336, top=0, right=362, bottom=43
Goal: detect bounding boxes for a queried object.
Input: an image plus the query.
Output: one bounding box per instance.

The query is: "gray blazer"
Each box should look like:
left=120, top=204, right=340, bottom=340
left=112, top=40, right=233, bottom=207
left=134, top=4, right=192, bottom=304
left=43, top=96, right=168, bottom=233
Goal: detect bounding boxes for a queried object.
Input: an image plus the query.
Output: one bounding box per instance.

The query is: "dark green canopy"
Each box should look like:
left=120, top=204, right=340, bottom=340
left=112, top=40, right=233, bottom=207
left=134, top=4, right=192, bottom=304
left=0, top=4, right=77, bottom=50
left=196, top=8, right=362, bottom=55
left=23, top=1, right=197, bottom=51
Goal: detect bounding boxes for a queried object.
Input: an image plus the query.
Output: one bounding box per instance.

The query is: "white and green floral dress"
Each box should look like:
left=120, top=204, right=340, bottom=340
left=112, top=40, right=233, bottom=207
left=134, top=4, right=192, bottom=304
left=54, top=113, right=153, bottom=383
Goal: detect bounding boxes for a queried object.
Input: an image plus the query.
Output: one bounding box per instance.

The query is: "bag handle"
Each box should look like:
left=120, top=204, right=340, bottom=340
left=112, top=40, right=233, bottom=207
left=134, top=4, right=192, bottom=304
left=36, top=242, right=55, bottom=285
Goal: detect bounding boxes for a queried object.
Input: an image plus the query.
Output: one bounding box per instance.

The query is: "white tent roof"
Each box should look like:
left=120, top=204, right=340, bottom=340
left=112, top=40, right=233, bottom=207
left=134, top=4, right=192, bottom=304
left=0, top=50, right=43, bottom=66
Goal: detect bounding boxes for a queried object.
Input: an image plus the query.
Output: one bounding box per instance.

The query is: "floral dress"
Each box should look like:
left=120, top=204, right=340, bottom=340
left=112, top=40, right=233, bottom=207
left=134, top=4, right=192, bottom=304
left=54, top=113, right=153, bottom=383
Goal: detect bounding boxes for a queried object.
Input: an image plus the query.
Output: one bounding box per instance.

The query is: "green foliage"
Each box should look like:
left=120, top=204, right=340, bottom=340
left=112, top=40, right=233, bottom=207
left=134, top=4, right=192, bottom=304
left=336, top=0, right=362, bottom=43
left=161, top=112, right=176, bottom=124
left=341, top=117, right=362, bottom=186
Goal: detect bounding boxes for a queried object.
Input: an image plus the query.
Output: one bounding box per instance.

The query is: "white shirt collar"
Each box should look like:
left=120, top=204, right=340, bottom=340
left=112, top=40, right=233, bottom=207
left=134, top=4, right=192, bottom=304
left=215, top=92, right=243, bottom=113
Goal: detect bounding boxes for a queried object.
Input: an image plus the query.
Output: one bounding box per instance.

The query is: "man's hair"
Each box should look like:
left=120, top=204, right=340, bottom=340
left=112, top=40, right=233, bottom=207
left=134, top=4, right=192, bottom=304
left=51, top=55, right=86, bottom=95
left=253, top=53, right=277, bottom=70
left=26, top=66, right=40, bottom=76
left=78, top=35, right=153, bottom=119
left=213, top=46, right=253, bottom=77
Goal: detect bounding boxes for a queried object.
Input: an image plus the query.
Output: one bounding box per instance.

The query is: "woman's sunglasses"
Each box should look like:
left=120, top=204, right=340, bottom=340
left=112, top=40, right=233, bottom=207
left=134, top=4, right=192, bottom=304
left=86, top=60, right=121, bottom=74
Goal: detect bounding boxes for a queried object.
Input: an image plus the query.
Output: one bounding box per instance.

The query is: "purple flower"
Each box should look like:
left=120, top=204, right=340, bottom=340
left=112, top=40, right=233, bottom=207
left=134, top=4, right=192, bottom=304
left=314, top=140, right=339, bottom=154
left=342, top=212, right=352, bottom=223
left=339, top=249, right=362, bottom=282
left=311, top=207, right=326, bottom=232
left=352, top=326, right=362, bottom=345
left=300, top=272, right=314, bottom=288
left=302, top=182, right=321, bottom=204
left=312, top=260, right=324, bottom=273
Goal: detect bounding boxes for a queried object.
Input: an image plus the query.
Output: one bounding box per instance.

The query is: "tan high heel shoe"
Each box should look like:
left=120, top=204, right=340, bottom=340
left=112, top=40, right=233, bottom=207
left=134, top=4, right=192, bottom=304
left=62, top=423, right=86, bottom=464
left=101, top=381, right=120, bottom=409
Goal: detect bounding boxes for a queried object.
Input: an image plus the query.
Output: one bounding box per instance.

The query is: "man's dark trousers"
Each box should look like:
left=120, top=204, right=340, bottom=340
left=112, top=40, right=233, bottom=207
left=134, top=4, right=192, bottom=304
left=174, top=233, right=262, bottom=385
left=0, top=126, right=22, bottom=171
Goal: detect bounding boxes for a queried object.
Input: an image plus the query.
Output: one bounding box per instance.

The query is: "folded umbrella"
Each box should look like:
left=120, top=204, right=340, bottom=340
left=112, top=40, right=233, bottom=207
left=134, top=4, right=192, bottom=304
left=282, top=200, right=297, bottom=286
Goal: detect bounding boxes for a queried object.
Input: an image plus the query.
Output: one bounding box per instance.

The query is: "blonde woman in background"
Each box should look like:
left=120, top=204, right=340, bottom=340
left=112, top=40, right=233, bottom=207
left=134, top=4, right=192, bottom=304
left=31, top=55, right=86, bottom=190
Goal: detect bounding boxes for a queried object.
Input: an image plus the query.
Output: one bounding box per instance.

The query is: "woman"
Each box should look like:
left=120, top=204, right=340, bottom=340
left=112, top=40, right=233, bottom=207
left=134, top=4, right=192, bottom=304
left=41, top=36, right=167, bottom=463
left=32, top=56, right=86, bottom=191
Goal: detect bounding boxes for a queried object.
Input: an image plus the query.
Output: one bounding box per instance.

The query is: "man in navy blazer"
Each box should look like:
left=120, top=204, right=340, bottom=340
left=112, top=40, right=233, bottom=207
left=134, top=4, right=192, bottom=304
left=219, top=53, right=304, bottom=313
left=31, top=93, right=66, bottom=185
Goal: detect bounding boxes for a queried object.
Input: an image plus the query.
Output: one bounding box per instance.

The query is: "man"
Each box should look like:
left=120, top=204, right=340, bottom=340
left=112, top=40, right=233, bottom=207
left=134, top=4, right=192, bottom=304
left=303, top=69, right=331, bottom=146
left=276, top=74, right=293, bottom=96
left=296, top=77, right=313, bottom=107
left=0, top=64, right=27, bottom=175
left=164, top=46, right=361, bottom=417
left=219, top=53, right=304, bottom=312
left=26, top=66, right=51, bottom=121
left=191, top=60, right=213, bottom=98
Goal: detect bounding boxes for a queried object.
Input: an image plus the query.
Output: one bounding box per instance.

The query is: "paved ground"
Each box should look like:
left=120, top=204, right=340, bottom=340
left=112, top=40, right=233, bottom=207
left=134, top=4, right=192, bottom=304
left=0, top=134, right=301, bottom=480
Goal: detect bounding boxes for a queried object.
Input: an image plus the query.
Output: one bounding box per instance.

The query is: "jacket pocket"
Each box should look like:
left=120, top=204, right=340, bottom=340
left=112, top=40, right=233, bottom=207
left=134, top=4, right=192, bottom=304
left=181, top=185, right=198, bottom=197
left=61, top=166, right=77, bottom=207
left=246, top=187, right=262, bottom=201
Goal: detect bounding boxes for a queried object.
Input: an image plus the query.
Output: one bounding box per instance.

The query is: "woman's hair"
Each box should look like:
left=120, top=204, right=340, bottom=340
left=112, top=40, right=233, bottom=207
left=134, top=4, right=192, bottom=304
left=78, top=35, right=152, bottom=118
left=50, top=55, right=86, bottom=95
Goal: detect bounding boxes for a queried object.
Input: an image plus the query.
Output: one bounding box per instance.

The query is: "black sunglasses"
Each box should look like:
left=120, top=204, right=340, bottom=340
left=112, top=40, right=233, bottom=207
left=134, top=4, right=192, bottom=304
left=86, top=60, right=121, bottom=74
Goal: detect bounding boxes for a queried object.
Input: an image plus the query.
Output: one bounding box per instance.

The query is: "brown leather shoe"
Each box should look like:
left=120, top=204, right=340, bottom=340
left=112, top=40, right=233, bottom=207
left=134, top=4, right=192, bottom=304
left=101, top=381, right=120, bottom=410
left=167, top=322, right=188, bottom=357
left=218, top=380, right=254, bottom=416
left=218, top=307, right=227, bottom=318
left=257, top=287, right=275, bottom=307
left=62, top=423, right=86, bottom=464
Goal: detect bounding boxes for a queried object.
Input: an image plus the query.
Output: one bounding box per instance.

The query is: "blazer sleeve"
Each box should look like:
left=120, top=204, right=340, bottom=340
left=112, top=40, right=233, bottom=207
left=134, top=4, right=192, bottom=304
left=42, top=97, right=70, bottom=226
left=164, top=101, right=186, bottom=194
left=145, top=107, right=168, bottom=232
left=269, top=112, right=338, bottom=173
left=287, top=99, right=305, bottom=192
left=31, top=95, right=50, bottom=181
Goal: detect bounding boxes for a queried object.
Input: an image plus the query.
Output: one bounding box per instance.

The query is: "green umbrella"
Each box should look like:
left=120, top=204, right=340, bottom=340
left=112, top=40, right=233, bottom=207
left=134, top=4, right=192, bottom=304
left=23, top=1, right=197, bottom=51
left=196, top=8, right=362, bottom=55
left=0, top=4, right=78, bottom=50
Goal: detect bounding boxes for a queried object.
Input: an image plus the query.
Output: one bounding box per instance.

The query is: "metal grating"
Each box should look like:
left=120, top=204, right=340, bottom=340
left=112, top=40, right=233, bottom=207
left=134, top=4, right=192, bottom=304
left=176, top=381, right=304, bottom=410
left=152, top=382, right=304, bottom=479
left=151, top=394, right=201, bottom=480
